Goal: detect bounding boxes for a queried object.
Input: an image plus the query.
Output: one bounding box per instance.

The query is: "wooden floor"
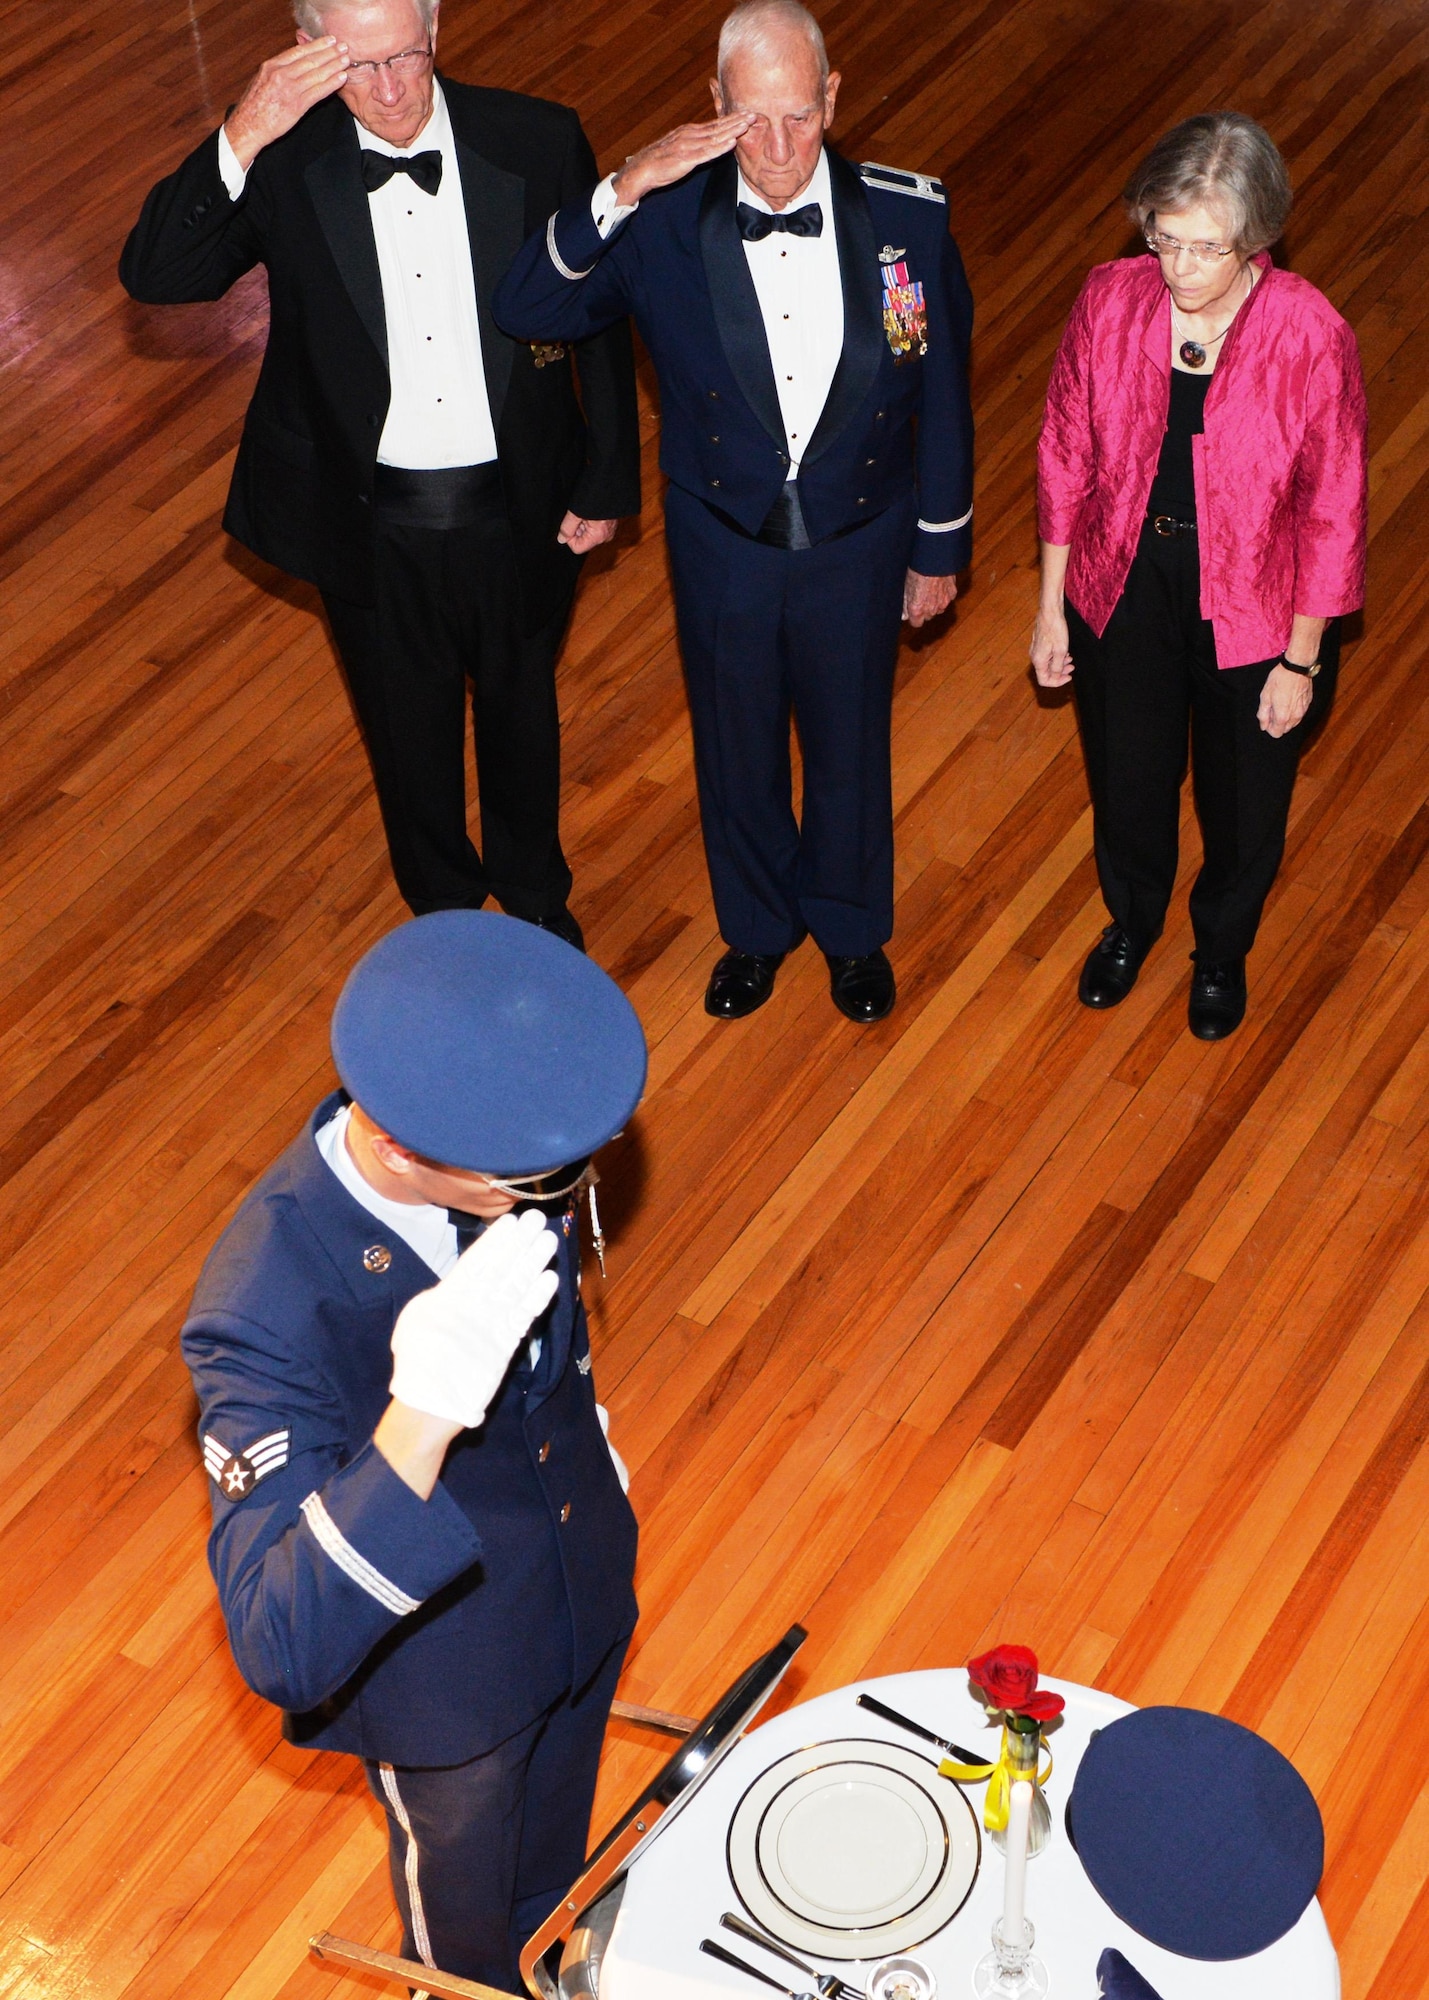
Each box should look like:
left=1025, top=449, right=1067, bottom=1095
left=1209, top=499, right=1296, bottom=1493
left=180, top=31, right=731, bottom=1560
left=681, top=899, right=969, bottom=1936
left=2, top=0, right=1428, bottom=1993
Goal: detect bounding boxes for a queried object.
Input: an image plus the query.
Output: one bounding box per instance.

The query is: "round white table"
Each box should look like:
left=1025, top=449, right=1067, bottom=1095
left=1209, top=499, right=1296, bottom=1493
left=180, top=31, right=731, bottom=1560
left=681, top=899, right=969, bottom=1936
left=599, top=1671, right=1338, bottom=2000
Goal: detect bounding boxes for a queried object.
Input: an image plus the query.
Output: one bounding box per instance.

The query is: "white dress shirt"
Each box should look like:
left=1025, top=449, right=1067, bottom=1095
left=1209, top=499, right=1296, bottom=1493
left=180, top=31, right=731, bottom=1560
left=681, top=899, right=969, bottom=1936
left=219, top=85, right=498, bottom=469
left=738, top=151, right=842, bottom=476
left=590, top=153, right=842, bottom=477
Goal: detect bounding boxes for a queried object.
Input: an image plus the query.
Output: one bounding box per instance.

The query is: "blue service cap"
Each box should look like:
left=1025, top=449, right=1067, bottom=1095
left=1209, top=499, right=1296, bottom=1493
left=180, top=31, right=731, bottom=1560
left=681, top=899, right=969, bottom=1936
left=330, top=911, right=648, bottom=1175
left=1069, top=1706, right=1323, bottom=1961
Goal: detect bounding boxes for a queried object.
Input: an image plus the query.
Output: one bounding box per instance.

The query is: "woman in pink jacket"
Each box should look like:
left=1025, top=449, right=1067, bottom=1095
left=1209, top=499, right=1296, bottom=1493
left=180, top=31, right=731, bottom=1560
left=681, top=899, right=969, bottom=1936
left=1032, top=114, right=1367, bottom=1039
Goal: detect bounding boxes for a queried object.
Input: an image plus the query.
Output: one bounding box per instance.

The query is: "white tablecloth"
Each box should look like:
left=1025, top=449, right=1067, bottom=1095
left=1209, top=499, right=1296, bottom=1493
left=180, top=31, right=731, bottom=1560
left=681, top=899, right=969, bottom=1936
left=600, top=1671, right=1338, bottom=2000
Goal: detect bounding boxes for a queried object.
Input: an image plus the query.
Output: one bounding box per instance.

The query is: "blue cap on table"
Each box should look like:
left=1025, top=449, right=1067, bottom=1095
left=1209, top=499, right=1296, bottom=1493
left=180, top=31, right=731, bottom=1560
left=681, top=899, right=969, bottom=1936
left=1069, top=1706, right=1323, bottom=1960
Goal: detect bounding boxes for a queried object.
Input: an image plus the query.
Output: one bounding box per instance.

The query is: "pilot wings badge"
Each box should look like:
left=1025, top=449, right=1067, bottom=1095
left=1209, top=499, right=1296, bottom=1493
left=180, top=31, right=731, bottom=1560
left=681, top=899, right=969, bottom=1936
left=879, top=253, right=928, bottom=362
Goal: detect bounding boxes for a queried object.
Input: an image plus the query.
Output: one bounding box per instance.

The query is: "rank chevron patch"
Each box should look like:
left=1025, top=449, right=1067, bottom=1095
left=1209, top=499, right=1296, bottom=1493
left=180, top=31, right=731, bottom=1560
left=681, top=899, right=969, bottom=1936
left=203, top=1428, right=291, bottom=1501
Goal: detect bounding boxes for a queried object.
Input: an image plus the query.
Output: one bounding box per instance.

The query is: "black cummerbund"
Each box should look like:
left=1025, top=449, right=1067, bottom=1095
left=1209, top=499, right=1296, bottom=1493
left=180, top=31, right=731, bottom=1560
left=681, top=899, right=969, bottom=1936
left=374, top=461, right=505, bottom=530
left=702, top=480, right=878, bottom=551
left=756, top=480, right=813, bottom=550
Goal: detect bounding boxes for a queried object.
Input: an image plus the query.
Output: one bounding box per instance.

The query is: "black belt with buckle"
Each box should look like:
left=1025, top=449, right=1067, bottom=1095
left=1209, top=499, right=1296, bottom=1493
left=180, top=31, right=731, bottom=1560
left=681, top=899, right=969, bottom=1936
left=1148, top=511, right=1197, bottom=537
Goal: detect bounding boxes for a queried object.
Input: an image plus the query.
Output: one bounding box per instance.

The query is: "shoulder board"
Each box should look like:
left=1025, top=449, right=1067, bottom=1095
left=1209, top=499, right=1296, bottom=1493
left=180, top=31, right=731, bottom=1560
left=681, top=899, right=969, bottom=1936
left=858, top=161, right=946, bottom=205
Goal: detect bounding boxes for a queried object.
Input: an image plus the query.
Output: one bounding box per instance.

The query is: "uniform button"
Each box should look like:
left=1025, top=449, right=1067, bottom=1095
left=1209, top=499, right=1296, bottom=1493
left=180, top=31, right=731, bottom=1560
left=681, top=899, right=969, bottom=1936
left=710, top=434, right=720, bottom=444
left=856, top=497, right=867, bottom=506
left=710, top=478, right=721, bottom=488
left=560, top=1501, right=572, bottom=1523
left=363, top=1244, right=391, bottom=1272
left=866, top=457, right=876, bottom=466
left=708, top=389, right=719, bottom=400
left=538, top=1440, right=551, bottom=1463
left=875, top=409, right=886, bottom=421
left=368, top=414, right=380, bottom=427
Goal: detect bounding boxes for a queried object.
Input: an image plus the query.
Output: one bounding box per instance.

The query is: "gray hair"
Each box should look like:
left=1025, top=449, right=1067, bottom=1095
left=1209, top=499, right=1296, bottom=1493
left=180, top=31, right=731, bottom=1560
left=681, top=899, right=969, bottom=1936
left=1124, top=112, right=1292, bottom=255
left=292, top=0, right=437, bottom=35
left=717, top=0, right=829, bottom=89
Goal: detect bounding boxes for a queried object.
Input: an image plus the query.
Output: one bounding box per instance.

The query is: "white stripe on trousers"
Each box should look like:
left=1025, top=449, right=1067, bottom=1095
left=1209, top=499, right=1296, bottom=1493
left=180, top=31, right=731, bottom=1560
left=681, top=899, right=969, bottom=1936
left=380, top=1762, right=435, bottom=1998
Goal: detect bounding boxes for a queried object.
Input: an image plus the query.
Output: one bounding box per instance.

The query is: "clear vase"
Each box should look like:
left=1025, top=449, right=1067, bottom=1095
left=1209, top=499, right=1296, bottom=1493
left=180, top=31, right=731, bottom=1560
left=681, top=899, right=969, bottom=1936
left=989, top=1721, right=1051, bottom=1858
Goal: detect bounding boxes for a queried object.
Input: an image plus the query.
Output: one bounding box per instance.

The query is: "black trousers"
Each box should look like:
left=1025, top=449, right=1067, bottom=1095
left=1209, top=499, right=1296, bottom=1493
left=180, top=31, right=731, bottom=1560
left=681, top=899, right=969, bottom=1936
left=323, top=509, right=577, bottom=919
left=664, top=484, right=915, bottom=959
left=363, top=1637, right=628, bottom=1995
left=1067, top=523, right=1339, bottom=964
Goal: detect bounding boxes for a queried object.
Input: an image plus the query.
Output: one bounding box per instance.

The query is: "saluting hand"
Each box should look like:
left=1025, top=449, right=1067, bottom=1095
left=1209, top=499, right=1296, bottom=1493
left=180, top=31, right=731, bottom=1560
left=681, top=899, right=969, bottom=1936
left=224, top=37, right=352, bottom=172
left=611, top=111, right=756, bottom=207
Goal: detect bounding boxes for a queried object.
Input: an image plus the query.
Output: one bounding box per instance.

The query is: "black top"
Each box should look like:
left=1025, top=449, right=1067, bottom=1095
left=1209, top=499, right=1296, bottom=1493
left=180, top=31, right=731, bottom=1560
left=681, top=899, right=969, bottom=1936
left=1147, top=369, right=1211, bottom=519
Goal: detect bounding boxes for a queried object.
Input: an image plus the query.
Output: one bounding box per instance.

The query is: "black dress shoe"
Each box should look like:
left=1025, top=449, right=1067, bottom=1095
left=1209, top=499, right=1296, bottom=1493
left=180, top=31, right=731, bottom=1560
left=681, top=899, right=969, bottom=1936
left=1078, top=924, right=1148, bottom=1008
left=1188, top=957, right=1246, bottom=1040
left=526, top=906, right=585, bottom=951
left=705, top=948, right=784, bottom=1019
left=825, top=949, right=896, bottom=1024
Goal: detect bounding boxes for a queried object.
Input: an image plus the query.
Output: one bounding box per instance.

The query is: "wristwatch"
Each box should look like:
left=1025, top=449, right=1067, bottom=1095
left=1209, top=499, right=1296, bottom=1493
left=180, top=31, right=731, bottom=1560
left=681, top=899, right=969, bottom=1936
left=1278, top=654, right=1321, bottom=678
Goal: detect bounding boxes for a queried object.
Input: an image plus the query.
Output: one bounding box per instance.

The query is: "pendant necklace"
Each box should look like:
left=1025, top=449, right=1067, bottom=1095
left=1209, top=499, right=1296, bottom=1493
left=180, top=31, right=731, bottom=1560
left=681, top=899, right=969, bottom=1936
left=1173, top=267, right=1254, bottom=369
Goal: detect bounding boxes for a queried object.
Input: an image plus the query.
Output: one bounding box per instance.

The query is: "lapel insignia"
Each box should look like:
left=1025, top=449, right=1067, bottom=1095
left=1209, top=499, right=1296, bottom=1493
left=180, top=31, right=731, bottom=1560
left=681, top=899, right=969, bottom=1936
left=530, top=342, right=567, bottom=369
left=880, top=253, right=928, bottom=363
left=363, top=1243, right=392, bottom=1273
left=204, top=1429, right=290, bottom=1502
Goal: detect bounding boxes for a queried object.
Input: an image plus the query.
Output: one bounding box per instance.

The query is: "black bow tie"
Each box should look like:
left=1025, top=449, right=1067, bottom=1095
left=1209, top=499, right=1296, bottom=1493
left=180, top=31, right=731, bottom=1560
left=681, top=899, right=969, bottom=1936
left=361, top=148, right=442, bottom=197
left=736, top=200, right=823, bottom=242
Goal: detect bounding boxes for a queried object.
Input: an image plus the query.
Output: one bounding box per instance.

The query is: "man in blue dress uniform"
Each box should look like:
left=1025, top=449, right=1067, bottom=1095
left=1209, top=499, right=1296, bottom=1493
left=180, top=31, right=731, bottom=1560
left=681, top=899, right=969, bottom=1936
left=181, top=912, right=646, bottom=1993
left=494, top=0, right=973, bottom=1025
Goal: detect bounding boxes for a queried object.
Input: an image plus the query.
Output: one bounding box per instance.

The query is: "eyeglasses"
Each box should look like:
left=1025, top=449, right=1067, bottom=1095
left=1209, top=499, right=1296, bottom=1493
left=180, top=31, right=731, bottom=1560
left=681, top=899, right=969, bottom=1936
left=345, top=41, right=433, bottom=80
left=1145, top=229, right=1234, bottom=266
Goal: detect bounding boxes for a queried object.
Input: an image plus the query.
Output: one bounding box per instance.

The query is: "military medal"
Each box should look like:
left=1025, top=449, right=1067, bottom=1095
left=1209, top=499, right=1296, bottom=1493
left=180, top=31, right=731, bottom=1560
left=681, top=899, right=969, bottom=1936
left=879, top=248, right=927, bottom=362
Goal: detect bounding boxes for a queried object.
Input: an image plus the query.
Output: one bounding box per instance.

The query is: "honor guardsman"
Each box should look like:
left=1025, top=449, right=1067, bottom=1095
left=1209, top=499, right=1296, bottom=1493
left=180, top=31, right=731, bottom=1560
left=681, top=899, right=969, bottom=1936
left=181, top=911, right=645, bottom=1992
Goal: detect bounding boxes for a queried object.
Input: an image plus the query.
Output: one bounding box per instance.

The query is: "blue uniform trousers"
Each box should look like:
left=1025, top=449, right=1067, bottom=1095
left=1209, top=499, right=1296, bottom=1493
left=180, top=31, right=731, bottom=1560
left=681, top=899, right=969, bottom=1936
left=364, top=1634, right=628, bottom=1995
left=665, top=486, right=916, bottom=959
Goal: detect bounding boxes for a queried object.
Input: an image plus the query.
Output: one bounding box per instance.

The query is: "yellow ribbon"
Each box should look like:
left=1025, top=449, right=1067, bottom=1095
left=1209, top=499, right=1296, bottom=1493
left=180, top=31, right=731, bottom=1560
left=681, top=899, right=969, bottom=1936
left=938, top=1725, right=1053, bottom=1832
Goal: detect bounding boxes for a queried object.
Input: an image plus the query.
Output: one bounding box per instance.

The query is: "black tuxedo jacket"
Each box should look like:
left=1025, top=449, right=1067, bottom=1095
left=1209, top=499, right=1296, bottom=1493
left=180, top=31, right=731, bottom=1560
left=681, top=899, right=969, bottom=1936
left=120, top=82, right=641, bottom=614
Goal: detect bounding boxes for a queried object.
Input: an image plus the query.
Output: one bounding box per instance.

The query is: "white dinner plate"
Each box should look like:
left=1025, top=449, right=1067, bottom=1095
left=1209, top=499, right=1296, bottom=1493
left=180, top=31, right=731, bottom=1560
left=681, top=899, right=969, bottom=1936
left=726, top=1738, right=981, bottom=1959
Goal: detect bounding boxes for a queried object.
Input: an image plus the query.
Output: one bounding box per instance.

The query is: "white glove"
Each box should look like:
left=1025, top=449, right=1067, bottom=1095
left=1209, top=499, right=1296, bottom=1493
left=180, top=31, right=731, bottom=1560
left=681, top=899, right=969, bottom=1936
left=390, top=1208, right=559, bottom=1429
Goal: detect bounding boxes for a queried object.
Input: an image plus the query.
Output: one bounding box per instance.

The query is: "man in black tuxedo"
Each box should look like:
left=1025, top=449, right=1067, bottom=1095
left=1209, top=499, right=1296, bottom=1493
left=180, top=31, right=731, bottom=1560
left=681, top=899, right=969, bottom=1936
left=121, top=0, right=641, bottom=945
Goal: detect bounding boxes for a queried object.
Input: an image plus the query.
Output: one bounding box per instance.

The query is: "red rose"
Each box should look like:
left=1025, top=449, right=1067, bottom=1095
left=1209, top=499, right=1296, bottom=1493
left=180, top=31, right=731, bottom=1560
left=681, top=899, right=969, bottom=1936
left=1017, top=1689, right=1066, bottom=1722
left=968, top=1645, right=1039, bottom=1709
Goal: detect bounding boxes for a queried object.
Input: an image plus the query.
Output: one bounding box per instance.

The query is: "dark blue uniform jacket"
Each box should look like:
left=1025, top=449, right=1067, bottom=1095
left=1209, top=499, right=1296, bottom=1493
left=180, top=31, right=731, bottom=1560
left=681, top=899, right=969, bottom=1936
left=181, top=1093, right=639, bottom=1765
left=492, top=147, right=973, bottom=576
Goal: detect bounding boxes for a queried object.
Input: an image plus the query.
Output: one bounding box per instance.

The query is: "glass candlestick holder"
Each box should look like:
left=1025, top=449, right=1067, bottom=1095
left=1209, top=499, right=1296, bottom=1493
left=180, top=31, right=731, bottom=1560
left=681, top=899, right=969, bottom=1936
left=972, top=1916, right=1049, bottom=1998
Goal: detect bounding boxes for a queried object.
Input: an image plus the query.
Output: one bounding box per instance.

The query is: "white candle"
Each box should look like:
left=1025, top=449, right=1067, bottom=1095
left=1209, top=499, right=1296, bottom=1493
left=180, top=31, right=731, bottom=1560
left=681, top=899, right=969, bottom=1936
left=1002, top=1779, right=1033, bottom=1943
